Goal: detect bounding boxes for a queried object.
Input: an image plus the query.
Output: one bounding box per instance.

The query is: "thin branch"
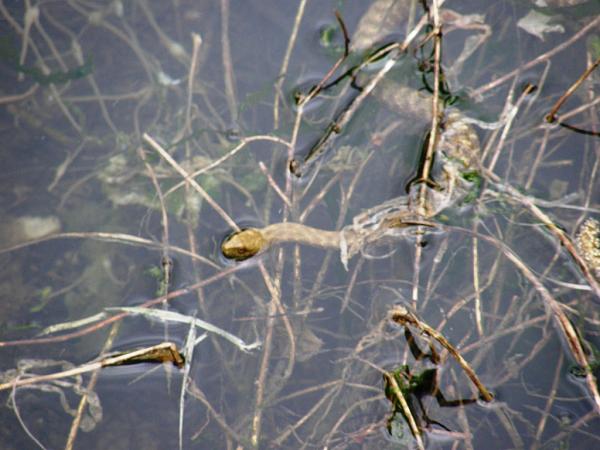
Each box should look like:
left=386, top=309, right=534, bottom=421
left=546, top=55, right=600, bottom=123
left=143, top=133, right=240, bottom=231
left=272, top=0, right=308, bottom=128
left=472, top=16, right=600, bottom=98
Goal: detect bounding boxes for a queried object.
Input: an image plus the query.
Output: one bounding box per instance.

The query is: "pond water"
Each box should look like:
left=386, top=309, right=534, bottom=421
left=0, top=1, right=599, bottom=449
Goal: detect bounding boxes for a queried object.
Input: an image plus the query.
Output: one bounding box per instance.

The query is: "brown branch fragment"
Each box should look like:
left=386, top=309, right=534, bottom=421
left=390, top=305, right=494, bottom=402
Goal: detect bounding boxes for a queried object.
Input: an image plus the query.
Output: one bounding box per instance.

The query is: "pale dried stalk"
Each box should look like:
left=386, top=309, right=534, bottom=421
left=164, top=135, right=291, bottom=197
left=0, top=231, right=218, bottom=268
left=64, top=322, right=121, bottom=450
left=0, top=343, right=182, bottom=391
left=220, top=0, right=238, bottom=121
left=486, top=169, right=600, bottom=299
left=272, top=0, right=308, bottom=128
left=462, top=228, right=600, bottom=413
left=384, top=372, right=426, bottom=450
left=259, top=161, right=292, bottom=208
left=472, top=16, right=600, bottom=98
left=143, top=133, right=240, bottom=232
left=413, top=1, right=442, bottom=307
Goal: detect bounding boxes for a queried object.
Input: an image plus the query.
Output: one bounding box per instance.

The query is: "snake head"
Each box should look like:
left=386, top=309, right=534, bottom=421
left=221, top=228, right=266, bottom=261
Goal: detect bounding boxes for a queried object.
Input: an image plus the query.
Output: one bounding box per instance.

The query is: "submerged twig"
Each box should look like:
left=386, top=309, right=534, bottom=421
left=296, top=10, right=350, bottom=107
left=0, top=343, right=184, bottom=392
left=390, top=305, right=494, bottom=402
left=486, top=169, right=600, bottom=299
left=272, top=0, right=308, bottom=128
left=546, top=55, right=600, bottom=124
left=0, top=83, right=38, bottom=103
left=220, top=0, right=238, bottom=122
left=258, top=161, right=291, bottom=208
left=109, top=306, right=261, bottom=352
left=449, top=225, right=600, bottom=413
left=0, top=231, right=218, bottom=269
left=383, top=371, right=426, bottom=450
left=472, top=16, right=600, bottom=98
left=64, top=323, right=120, bottom=450
left=143, top=133, right=240, bottom=231
left=291, top=13, right=429, bottom=176
left=0, top=264, right=242, bottom=348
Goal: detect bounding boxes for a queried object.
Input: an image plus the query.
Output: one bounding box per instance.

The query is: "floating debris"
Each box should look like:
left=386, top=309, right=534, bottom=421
left=576, top=218, right=600, bottom=277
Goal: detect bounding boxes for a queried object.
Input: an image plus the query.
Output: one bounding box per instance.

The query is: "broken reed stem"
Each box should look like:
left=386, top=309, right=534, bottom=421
left=472, top=232, right=484, bottom=336
left=390, top=305, right=494, bottom=402
left=272, top=0, right=308, bottom=128
left=220, top=0, right=237, bottom=122
left=412, top=1, right=442, bottom=307
left=472, top=16, right=600, bottom=98
left=296, top=50, right=401, bottom=173
left=485, top=168, right=600, bottom=299
left=546, top=55, right=600, bottom=123
left=410, top=244, right=422, bottom=309
left=0, top=83, right=38, bottom=103
left=486, top=83, right=535, bottom=173
left=554, top=95, right=600, bottom=124
left=164, top=135, right=291, bottom=197
left=259, top=161, right=292, bottom=208
left=383, top=372, right=426, bottom=450
left=296, top=10, right=350, bottom=107
left=416, top=9, right=442, bottom=215
left=0, top=342, right=182, bottom=391
left=143, top=133, right=240, bottom=232
left=451, top=225, right=600, bottom=413
left=294, top=14, right=429, bottom=176
left=546, top=54, right=600, bottom=135
left=65, top=322, right=121, bottom=450
left=0, top=231, right=219, bottom=269
left=0, top=264, right=242, bottom=348
left=185, top=33, right=203, bottom=135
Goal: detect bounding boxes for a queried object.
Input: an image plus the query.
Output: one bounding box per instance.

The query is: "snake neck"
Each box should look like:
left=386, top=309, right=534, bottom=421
left=263, top=223, right=341, bottom=249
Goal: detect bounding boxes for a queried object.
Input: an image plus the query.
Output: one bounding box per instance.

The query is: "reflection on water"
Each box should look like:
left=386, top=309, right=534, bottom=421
left=0, top=0, right=599, bottom=448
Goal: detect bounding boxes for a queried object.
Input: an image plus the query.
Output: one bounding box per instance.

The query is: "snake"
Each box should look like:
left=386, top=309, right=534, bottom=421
left=222, top=97, right=480, bottom=262
left=222, top=1, right=481, bottom=262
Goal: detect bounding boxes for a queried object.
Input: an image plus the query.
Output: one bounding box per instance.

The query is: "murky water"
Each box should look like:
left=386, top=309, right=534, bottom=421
left=0, top=1, right=599, bottom=449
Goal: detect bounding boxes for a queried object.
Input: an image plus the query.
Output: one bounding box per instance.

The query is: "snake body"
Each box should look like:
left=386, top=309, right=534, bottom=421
left=222, top=2, right=481, bottom=262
